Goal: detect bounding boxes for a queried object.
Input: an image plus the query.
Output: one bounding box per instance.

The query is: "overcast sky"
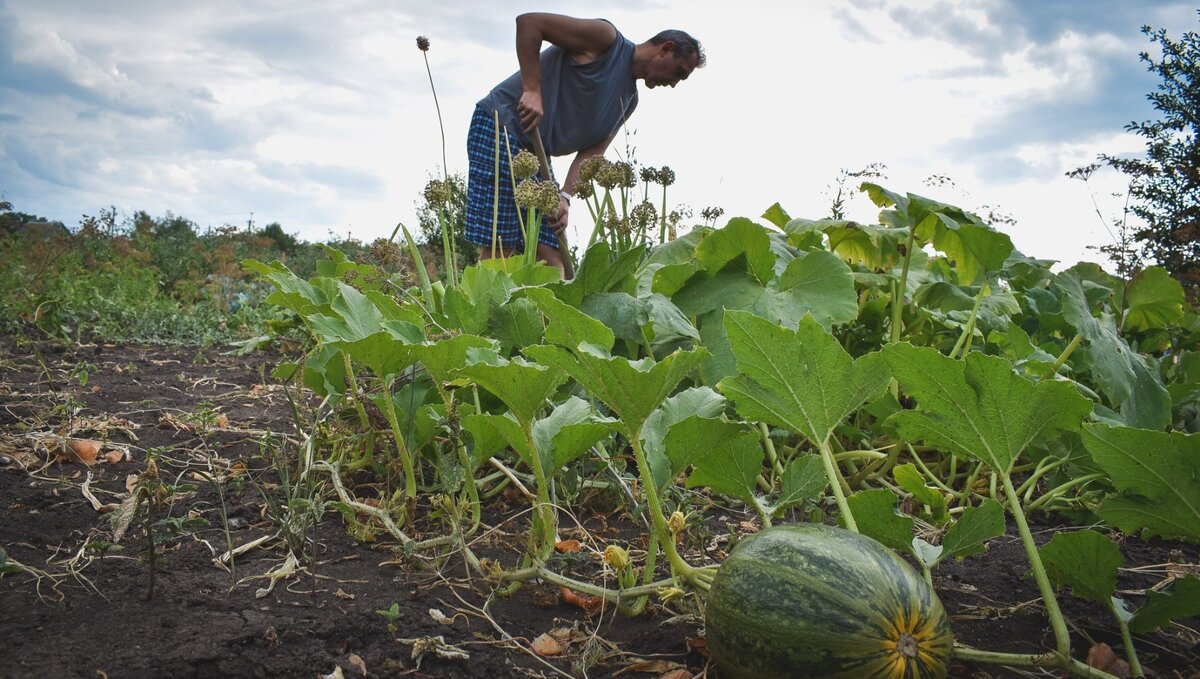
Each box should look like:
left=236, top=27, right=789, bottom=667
left=1, top=1, right=1197, bottom=270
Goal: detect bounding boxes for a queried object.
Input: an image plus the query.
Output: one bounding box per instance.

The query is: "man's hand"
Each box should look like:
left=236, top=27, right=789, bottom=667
left=518, top=90, right=543, bottom=134
left=547, top=195, right=569, bottom=233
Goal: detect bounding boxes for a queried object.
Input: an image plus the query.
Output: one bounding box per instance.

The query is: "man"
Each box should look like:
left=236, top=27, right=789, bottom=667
left=465, top=13, right=704, bottom=271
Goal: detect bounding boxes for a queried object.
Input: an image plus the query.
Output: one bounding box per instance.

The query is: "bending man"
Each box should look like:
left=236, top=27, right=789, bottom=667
left=465, top=12, right=704, bottom=272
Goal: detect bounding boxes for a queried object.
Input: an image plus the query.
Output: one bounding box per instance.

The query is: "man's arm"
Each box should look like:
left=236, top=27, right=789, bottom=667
left=546, top=133, right=616, bottom=234
left=515, top=13, right=617, bottom=133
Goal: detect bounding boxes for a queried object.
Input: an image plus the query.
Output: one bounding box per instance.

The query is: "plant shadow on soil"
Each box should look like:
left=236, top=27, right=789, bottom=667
left=1, top=337, right=1197, bottom=679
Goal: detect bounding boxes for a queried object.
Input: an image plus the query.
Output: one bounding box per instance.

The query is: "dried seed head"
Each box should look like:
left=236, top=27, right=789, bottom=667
left=512, top=149, right=540, bottom=181
left=423, top=178, right=450, bottom=205
left=602, top=545, right=630, bottom=571
left=640, top=166, right=660, bottom=184
left=630, top=200, right=658, bottom=229
left=536, top=181, right=562, bottom=213
left=572, top=181, right=594, bottom=200
left=416, top=36, right=430, bottom=52
left=578, top=156, right=608, bottom=184
left=369, top=238, right=403, bottom=268
left=515, top=179, right=560, bottom=213
left=614, top=161, right=637, bottom=188
left=658, top=166, right=676, bottom=187
left=514, top=179, right=539, bottom=209
left=701, top=205, right=725, bottom=222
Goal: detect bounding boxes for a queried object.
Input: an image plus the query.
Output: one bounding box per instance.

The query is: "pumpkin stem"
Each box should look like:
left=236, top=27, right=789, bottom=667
left=896, top=633, right=919, bottom=658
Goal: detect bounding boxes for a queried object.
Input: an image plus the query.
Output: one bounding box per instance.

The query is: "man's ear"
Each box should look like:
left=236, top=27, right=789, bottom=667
left=659, top=40, right=676, bottom=56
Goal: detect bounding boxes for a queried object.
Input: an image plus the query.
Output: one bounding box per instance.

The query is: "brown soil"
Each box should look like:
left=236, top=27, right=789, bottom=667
left=1, top=337, right=1197, bottom=679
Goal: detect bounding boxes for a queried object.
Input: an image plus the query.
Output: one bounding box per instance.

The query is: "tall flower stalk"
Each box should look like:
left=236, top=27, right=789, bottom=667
left=417, top=36, right=458, bottom=280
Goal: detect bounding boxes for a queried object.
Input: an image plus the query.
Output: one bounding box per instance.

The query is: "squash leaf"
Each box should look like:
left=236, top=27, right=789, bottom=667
left=770, top=455, right=828, bottom=515
left=1129, top=575, right=1200, bottom=633
left=845, top=489, right=914, bottom=555
left=893, top=463, right=947, bottom=524
left=1037, top=529, right=1122, bottom=605
left=1055, top=271, right=1171, bottom=430
left=719, top=311, right=891, bottom=446
left=1122, top=266, right=1185, bottom=332
left=523, top=344, right=707, bottom=437
left=882, top=345, right=1092, bottom=474
left=939, top=499, right=1005, bottom=563
left=1081, top=423, right=1200, bottom=542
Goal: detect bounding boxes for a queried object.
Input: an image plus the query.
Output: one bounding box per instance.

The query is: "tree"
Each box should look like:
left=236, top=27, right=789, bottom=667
left=1103, top=13, right=1200, bottom=300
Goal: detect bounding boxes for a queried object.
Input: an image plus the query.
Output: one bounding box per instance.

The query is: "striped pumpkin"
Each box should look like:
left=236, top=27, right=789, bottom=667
left=705, top=523, right=954, bottom=679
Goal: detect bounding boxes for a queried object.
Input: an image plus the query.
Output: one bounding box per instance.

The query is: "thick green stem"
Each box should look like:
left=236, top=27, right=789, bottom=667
left=627, top=433, right=703, bottom=586
left=952, top=645, right=1120, bottom=678
left=1025, top=473, right=1105, bottom=514
left=381, top=383, right=418, bottom=505
left=1000, top=473, right=1072, bottom=660
left=1046, top=334, right=1084, bottom=378
left=889, top=227, right=917, bottom=345
left=819, top=436, right=857, bottom=532
left=1016, top=455, right=1069, bottom=501
left=950, top=282, right=988, bottom=359
left=522, top=422, right=556, bottom=562
left=1111, top=602, right=1144, bottom=678
left=758, top=421, right=785, bottom=483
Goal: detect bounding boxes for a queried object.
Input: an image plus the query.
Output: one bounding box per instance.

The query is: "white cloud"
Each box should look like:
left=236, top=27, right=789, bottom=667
left=0, top=0, right=1196, bottom=273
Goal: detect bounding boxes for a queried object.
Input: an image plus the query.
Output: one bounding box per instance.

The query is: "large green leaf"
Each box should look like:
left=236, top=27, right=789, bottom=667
left=663, top=416, right=763, bottom=503
left=408, top=335, right=497, bottom=385
left=244, top=258, right=329, bottom=314
left=671, top=252, right=857, bottom=329
left=719, top=311, right=890, bottom=446
left=694, top=217, right=776, bottom=285
left=533, top=396, right=616, bottom=471
left=550, top=241, right=644, bottom=307
left=846, top=489, right=915, bottom=554
left=579, top=292, right=651, bottom=347
left=1123, top=266, right=1186, bottom=332
left=443, top=264, right=517, bottom=335
left=1037, top=529, right=1123, bottom=605
left=1056, top=271, right=1171, bottom=430
left=939, top=499, right=1005, bottom=564
left=783, top=218, right=905, bottom=270
left=458, top=355, right=565, bottom=426
left=775, top=250, right=860, bottom=324
left=642, top=387, right=727, bottom=489
left=860, top=182, right=1013, bottom=285
left=521, top=287, right=614, bottom=353
left=771, top=455, right=828, bottom=514
left=523, top=344, right=708, bottom=436
left=1081, top=423, right=1200, bottom=542
left=1129, top=575, right=1200, bottom=633
left=643, top=292, right=700, bottom=356
left=488, top=297, right=544, bottom=354
left=882, top=345, right=1092, bottom=473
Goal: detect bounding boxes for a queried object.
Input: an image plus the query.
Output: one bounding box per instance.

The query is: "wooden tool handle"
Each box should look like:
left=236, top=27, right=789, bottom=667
left=530, top=130, right=575, bottom=280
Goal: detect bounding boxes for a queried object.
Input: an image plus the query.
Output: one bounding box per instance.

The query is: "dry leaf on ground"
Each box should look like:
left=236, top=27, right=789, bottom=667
left=346, top=653, right=367, bottom=676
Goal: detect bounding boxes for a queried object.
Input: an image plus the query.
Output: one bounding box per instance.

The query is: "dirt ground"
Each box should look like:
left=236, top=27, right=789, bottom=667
left=1, top=336, right=1197, bottom=679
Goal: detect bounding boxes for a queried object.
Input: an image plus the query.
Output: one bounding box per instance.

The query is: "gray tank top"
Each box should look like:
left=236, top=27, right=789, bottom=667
left=477, top=26, right=638, bottom=157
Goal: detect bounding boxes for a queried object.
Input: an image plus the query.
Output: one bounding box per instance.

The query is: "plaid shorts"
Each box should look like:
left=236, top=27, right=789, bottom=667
left=464, top=106, right=560, bottom=251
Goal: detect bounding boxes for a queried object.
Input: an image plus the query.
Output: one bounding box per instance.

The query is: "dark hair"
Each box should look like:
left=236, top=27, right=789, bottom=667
left=649, top=29, right=705, bottom=67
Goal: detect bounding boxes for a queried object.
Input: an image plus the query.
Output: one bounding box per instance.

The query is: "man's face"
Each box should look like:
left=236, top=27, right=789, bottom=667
left=646, top=44, right=697, bottom=89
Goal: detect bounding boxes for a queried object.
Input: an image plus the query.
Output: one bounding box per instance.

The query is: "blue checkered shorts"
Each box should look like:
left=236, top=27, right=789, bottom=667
left=465, top=106, right=560, bottom=251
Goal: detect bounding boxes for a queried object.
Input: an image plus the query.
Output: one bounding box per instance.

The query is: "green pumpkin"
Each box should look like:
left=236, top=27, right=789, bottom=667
left=705, top=523, right=954, bottom=679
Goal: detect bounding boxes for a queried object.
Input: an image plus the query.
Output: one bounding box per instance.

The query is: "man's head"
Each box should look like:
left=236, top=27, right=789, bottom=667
left=640, top=29, right=704, bottom=89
